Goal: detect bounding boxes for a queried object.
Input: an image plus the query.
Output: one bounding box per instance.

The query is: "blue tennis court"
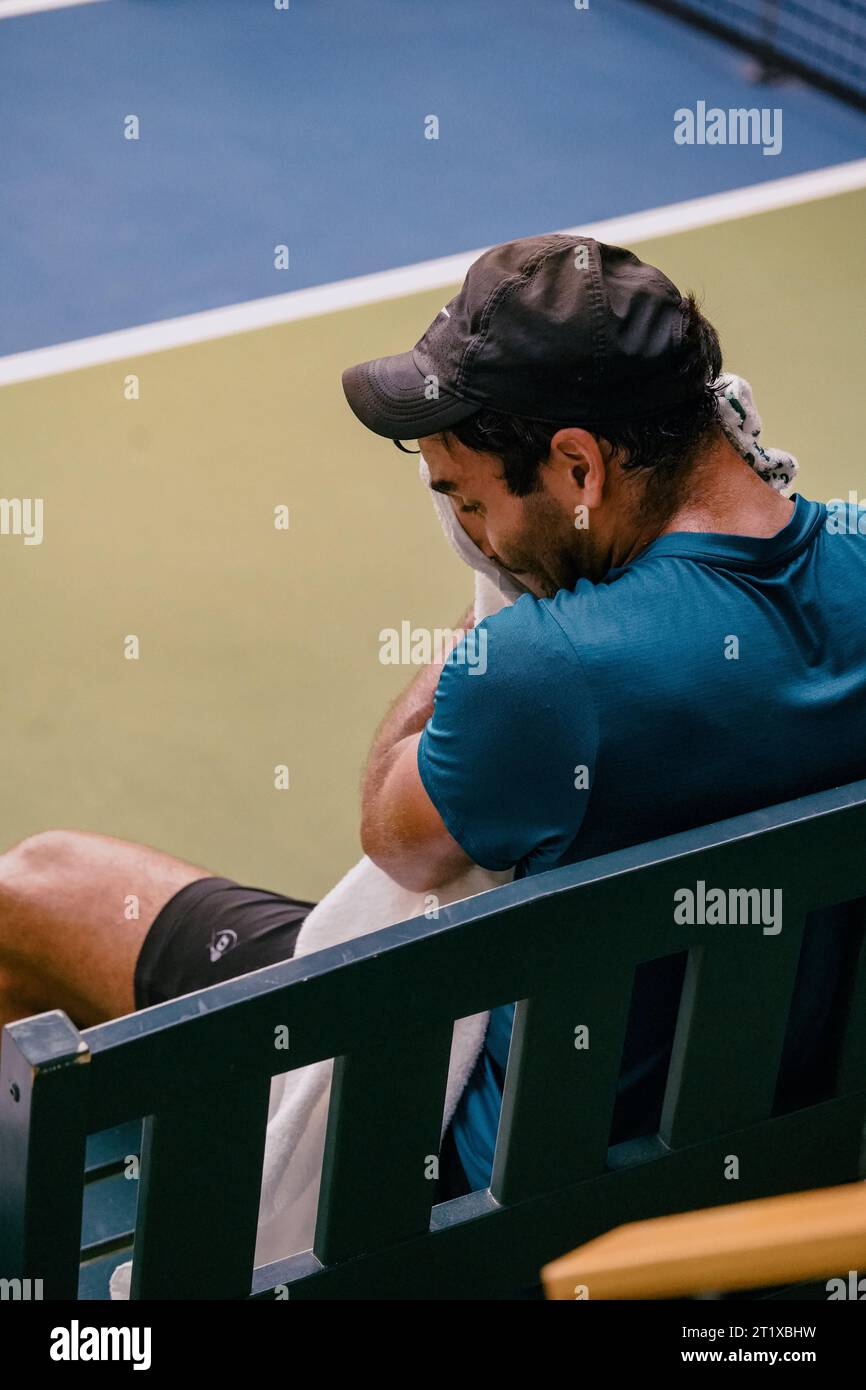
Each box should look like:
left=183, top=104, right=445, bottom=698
left=1, top=0, right=864, bottom=353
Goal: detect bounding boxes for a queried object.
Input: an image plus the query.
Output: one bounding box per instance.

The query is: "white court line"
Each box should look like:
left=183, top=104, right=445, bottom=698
left=0, top=0, right=108, bottom=17
left=2, top=158, right=865, bottom=386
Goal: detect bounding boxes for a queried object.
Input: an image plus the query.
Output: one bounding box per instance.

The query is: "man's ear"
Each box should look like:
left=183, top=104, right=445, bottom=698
left=547, top=428, right=607, bottom=508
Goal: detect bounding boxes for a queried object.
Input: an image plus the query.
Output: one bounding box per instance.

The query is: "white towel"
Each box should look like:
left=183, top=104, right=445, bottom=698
left=716, top=373, right=798, bottom=493
left=110, top=373, right=795, bottom=1296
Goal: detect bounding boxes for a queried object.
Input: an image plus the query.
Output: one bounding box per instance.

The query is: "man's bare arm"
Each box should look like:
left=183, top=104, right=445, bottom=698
left=360, top=610, right=476, bottom=891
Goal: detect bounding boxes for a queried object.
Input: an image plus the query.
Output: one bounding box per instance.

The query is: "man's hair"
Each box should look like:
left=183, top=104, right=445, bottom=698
left=398, top=292, right=724, bottom=514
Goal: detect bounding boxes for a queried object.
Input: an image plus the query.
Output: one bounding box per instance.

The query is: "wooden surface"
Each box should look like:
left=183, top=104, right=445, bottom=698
left=543, top=1181, right=866, bottom=1300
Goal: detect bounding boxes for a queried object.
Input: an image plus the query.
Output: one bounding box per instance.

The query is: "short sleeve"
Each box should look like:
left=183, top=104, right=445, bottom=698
left=417, top=596, right=599, bottom=872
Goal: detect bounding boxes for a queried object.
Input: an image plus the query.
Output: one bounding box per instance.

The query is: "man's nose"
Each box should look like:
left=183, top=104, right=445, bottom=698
left=453, top=507, right=507, bottom=570
left=454, top=505, right=489, bottom=552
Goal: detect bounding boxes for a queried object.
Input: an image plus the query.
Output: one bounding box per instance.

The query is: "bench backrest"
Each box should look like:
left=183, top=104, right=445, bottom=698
left=2, top=779, right=866, bottom=1299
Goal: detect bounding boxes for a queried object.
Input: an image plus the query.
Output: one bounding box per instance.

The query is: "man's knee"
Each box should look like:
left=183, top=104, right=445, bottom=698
left=0, top=829, right=85, bottom=885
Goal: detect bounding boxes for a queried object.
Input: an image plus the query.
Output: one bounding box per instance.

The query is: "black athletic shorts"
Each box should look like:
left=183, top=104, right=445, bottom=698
left=133, top=876, right=316, bottom=1010
left=133, top=875, right=473, bottom=1200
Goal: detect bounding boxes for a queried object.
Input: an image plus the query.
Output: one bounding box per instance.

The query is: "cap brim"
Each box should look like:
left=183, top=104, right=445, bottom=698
left=341, top=350, right=479, bottom=440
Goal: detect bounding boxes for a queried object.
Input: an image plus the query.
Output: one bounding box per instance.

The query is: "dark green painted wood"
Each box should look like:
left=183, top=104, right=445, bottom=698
left=661, top=916, right=806, bottom=1147
left=315, top=1017, right=454, bottom=1264
left=0, top=1011, right=90, bottom=1300
left=251, top=1096, right=866, bottom=1299
left=836, top=904, right=866, bottom=1095
left=492, top=952, right=634, bottom=1204
left=130, top=1071, right=272, bottom=1299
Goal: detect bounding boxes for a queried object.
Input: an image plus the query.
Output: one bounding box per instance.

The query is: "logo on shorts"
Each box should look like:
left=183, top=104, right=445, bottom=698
left=209, top=928, right=238, bottom=963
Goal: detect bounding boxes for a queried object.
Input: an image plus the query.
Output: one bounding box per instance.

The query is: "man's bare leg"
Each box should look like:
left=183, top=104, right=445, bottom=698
left=0, top=830, right=215, bottom=1031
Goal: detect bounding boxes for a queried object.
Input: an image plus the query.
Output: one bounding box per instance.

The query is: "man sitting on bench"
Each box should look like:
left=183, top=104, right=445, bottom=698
left=1, top=235, right=865, bottom=1200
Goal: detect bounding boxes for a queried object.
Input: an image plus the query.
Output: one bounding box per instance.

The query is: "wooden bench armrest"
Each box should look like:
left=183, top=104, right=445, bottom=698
left=542, top=1181, right=866, bottom=1300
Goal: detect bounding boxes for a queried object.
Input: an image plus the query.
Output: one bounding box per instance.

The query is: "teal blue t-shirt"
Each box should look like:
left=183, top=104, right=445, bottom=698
left=417, top=496, right=866, bottom=1191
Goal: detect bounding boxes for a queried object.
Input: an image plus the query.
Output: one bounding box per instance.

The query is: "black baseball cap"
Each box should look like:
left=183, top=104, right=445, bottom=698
left=341, top=233, right=697, bottom=438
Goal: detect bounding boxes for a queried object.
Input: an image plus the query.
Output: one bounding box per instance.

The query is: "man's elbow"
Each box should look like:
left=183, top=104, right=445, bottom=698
left=360, top=813, right=456, bottom=893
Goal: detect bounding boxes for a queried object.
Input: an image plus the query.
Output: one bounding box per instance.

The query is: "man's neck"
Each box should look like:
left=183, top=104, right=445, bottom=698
left=658, top=434, right=795, bottom=540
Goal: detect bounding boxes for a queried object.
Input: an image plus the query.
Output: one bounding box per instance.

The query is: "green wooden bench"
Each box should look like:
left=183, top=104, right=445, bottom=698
left=2, top=778, right=866, bottom=1300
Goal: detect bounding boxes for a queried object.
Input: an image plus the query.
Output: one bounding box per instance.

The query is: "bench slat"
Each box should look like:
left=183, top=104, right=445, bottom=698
left=491, top=953, right=634, bottom=1206
left=314, top=1017, right=453, bottom=1265
left=661, top=916, right=806, bottom=1147
left=129, top=1071, right=271, bottom=1299
left=836, top=904, right=866, bottom=1094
